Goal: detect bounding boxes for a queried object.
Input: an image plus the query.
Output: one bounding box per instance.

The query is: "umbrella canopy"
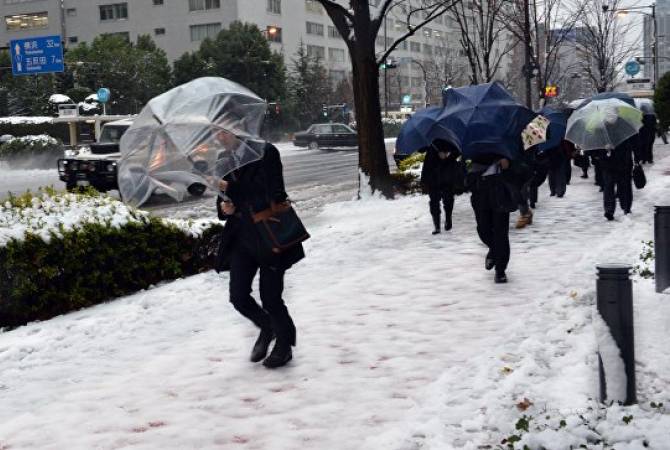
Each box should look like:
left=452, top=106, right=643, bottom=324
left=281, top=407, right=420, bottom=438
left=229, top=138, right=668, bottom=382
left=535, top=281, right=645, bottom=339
left=578, top=92, right=636, bottom=109
left=395, top=106, right=459, bottom=156
left=634, top=98, right=655, bottom=115
left=521, top=115, right=550, bottom=150
left=565, top=98, right=643, bottom=151
left=537, top=106, right=568, bottom=153
left=118, top=77, right=267, bottom=207
left=436, top=82, right=536, bottom=160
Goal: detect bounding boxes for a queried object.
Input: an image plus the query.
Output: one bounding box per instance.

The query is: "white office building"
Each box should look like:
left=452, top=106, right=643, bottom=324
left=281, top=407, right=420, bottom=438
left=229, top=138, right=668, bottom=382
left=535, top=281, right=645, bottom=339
left=1, top=1, right=510, bottom=107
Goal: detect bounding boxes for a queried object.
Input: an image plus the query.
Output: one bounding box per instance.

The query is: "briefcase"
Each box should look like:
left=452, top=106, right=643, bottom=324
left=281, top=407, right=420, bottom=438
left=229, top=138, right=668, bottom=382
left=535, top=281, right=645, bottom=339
left=252, top=201, right=310, bottom=254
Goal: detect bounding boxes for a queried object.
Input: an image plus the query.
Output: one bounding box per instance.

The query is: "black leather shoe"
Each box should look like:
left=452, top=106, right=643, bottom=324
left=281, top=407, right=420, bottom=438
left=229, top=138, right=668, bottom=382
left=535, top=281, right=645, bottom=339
left=604, top=212, right=614, bottom=221
left=250, top=329, right=274, bottom=363
left=494, top=271, right=508, bottom=283
left=432, top=229, right=441, bottom=235
left=485, top=254, right=495, bottom=271
left=263, top=343, right=292, bottom=369
left=445, top=218, right=452, bottom=231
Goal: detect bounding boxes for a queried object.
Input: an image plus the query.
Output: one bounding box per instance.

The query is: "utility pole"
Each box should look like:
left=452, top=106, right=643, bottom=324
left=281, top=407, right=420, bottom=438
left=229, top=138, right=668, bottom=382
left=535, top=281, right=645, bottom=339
left=384, top=14, right=389, bottom=118
left=653, top=3, right=659, bottom=89
left=523, top=0, right=533, bottom=108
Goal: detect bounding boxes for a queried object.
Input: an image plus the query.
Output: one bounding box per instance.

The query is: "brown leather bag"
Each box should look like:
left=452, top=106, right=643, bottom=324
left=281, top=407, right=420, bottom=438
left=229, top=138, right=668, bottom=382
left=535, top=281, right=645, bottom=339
left=251, top=201, right=310, bottom=254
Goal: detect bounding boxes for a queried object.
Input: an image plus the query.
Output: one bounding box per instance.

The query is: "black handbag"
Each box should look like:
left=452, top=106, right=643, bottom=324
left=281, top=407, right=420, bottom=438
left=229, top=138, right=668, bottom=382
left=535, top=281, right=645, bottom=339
left=633, top=164, right=646, bottom=189
left=252, top=201, right=310, bottom=254
left=488, top=174, right=520, bottom=213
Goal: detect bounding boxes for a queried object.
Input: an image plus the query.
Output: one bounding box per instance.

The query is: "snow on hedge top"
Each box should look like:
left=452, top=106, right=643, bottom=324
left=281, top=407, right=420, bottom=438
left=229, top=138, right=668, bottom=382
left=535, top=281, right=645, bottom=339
left=3, top=134, right=59, bottom=145
left=49, top=94, right=73, bottom=104
left=0, top=191, right=217, bottom=246
left=0, top=117, right=54, bottom=125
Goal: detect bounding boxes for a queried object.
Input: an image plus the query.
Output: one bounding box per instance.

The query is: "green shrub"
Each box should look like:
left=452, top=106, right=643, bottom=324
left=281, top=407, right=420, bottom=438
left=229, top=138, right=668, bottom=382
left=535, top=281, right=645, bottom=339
left=655, top=72, right=670, bottom=133
left=382, top=118, right=406, bottom=138
left=0, top=218, right=222, bottom=328
left=397, top=152, right=425, bottom=172
left=0, top=135, right=64, bottom=169
left=0, top=121, right=70, bottom=142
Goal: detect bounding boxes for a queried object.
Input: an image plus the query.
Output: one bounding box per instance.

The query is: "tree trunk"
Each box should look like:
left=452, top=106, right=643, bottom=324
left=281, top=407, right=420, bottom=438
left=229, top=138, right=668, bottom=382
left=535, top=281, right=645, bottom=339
left=351, top=45, right=393, bottom=197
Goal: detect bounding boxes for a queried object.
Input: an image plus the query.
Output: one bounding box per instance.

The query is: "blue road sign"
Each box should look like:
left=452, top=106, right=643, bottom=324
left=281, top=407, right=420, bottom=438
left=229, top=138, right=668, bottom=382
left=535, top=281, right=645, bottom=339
left=625, top=60, right=641, bottom=77
left=97, top=88, right=111, bottom=103
left=402, top=94, right=412, bottom=104
left=10, top=35, right=64, bottom=76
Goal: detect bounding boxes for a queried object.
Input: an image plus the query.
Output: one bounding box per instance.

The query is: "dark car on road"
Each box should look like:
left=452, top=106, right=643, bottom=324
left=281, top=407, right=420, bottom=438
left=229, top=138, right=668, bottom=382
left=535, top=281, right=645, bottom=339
left=293, top=123, right=358, bottom=150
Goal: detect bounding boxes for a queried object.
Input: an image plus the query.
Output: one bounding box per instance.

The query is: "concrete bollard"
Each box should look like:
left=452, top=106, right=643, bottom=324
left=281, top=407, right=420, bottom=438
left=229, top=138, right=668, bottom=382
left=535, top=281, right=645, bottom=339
left=596, top=264, right=636, bottom=405
left=655, top=206, right=670, bottom=293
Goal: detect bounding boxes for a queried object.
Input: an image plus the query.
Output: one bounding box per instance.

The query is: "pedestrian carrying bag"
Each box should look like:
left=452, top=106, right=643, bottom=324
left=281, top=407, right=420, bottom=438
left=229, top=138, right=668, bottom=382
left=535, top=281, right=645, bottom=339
left=633, top=164, right=646, bottom=189
left=252, top=201, right=310, bottom=254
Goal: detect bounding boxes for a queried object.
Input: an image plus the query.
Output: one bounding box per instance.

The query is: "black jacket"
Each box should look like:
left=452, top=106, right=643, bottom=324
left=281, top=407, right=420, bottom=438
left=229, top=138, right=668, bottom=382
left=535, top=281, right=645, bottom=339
left=420, top=147, right=465, bottom=192
left=216, top=142, right=305, bottom=271
left=592, top=135, right=640, bottom=173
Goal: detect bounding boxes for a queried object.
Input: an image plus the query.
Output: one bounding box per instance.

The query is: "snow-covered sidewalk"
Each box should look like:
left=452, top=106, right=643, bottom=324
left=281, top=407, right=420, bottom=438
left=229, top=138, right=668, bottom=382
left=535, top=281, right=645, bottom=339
left=1, top=149, right=670, bottom=449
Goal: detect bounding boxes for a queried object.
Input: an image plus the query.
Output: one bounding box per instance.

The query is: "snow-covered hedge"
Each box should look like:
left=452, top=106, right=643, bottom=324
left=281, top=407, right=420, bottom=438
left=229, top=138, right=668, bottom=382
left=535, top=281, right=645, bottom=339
left=0, top=119, right=70, bottom=144
left=0, top=134, right=64, bottom=169
left=0, top=188, right=222, bottom=328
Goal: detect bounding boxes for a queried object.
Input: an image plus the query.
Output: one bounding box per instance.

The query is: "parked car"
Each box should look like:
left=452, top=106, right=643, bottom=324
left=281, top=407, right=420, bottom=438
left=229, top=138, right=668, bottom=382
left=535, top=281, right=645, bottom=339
left=293, top=123, right=358, bottom=149
left=57, top=119, right=207, bottom=198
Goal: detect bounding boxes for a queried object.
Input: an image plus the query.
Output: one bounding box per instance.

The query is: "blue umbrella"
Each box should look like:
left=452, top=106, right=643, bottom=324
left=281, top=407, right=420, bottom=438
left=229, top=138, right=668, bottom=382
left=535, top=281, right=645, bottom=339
left=537, top=106, right=568, bottom=153
left=395, top=106, right=459, bottom=157
left=436, top=82, right=536, bottom=160
left=578, top=92, right=636, bottom=109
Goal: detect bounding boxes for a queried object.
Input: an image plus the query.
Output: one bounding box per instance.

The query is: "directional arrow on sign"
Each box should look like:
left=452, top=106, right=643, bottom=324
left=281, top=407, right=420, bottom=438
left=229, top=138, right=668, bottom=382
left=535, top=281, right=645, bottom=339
left=14, top=43, right=20, bottom=57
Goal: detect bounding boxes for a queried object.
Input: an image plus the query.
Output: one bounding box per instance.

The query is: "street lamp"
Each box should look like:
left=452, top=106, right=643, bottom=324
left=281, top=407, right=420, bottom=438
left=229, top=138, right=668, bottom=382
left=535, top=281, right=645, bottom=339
left=603, top=4, right=658, bottom=88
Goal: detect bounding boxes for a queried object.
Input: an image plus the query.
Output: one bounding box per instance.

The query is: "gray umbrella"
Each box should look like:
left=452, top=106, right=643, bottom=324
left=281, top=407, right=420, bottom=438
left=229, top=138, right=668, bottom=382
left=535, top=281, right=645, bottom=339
left=118, top=77, right=267, bottom=207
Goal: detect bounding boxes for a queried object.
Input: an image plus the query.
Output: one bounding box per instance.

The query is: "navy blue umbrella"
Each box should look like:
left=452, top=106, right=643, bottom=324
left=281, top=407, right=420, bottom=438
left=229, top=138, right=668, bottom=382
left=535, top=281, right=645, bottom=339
left=435, top=82, right=536, bottom=160
left=395, top=106, right=459, bottom=157
left=578, top=92, right=636, bottom=109
left=537, top=106, right=568, bottom=153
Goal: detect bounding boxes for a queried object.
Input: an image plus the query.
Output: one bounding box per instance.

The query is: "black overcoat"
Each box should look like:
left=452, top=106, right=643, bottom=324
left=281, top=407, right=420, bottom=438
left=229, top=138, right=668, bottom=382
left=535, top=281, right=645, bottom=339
left=215, top=141, right=305, bottom=271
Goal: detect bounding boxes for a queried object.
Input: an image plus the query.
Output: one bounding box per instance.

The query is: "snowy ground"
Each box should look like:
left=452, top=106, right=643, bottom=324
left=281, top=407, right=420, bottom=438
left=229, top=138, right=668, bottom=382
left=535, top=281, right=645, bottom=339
left=1, top=147, right=669, bottom=449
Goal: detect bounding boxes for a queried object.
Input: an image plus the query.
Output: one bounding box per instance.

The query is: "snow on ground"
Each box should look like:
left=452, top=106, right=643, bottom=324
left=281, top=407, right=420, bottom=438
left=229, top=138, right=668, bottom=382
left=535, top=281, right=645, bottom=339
left=1, top=148, right=669, bottom=449
left=1, top=134, right=59, bottom=144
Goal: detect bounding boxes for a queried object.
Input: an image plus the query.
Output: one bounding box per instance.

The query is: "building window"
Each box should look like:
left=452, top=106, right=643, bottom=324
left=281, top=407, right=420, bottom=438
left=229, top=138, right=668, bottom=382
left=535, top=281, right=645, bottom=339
left=153, top=0, right=164, bottom=4
left=305, top=0, right=323, bottom=14
left=266, top=26, right=282, bottom=43
left=5, top=12, right=48, bottom=31
left=103, top=31, right=130, bottom=41
left=411, top=76, right=423, bottom=87
left=395, top=20, right=404, bottom=32
left=267, top=0, right=281, bottom=14
left=66, top=8, right=77, bottom=17
left=328, top=47, right=345, bottom=62
left=190, top=22, right=221, bottom=41
left=154, top=27, right=165, bottom=35
left=329, top=70, right=345, bottom=84
left=188, top=0, right=220, bottom=12
left=99, top=3, right=128, bottom=21
left=306, top=44, right=325, bottom=60
left=327, top=25, right=340, bottom=39
left=68, top=36, right=78, bottom=44
left=423, top=43, right=432, bottom=55
left=410, top=41, right=421, bottom=52
left=306, top=21, right=324, bottom=36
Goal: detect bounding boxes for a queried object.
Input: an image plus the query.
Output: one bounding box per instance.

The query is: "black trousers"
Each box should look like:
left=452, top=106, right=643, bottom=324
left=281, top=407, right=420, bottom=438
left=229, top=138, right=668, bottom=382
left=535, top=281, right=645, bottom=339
left=548, top=160, right=567, bottom=197
left=565, top=158, right=572, bottom=185
left=229, top=246, right=296, bottom=345
left=602, top=169, right=633, bottom=215
left=593, top=158, right=604, bottom=187
left=471, top=191, right=510, bottom=272
left=428, top=187, right=454, bottom=227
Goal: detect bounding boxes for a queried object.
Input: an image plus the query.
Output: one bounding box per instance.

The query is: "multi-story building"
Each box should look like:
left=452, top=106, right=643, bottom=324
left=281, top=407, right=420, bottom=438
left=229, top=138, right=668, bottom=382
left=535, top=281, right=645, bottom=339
left=643, top=0, right=670, bottom=82
left=1, top=0, right=489, bottom=108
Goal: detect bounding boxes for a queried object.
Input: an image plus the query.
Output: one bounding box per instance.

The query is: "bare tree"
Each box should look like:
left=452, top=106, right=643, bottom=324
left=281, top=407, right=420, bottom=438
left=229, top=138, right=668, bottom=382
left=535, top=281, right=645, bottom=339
left=448, top=0, right=517, bottom=84
left=314, top=0, right=459, bottom=197
left=503, top=0, right=587, bottom=106
left=577, top=0, right=638, bottom=93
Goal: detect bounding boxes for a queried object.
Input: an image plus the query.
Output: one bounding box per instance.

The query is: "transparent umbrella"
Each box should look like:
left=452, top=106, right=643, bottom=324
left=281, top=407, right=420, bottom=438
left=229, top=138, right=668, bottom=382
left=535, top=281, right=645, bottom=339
left=118, top=77, right=267, bottom=207
left=565, top=98, right=643, bottom=151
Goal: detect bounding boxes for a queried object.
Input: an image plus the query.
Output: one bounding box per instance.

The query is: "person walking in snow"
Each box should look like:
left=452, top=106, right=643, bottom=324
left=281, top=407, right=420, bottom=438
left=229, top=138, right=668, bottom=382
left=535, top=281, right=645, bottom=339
left=215, top=133, right=303, bottom=369
left=467, top=154, right=528, bottom=283
left=597, top=134, right=642, bottom=221
left=546, top=140, right=573, bottom=198
left=639, top=112, right=657, bottom=164
left=420, top=139, right=465, bottom=234
left=515, top=147, right=543, bottom=229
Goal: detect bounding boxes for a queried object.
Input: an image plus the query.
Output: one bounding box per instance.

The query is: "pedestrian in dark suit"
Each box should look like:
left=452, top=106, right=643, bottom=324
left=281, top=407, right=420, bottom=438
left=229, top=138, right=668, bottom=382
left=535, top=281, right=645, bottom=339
left=639, top=113, right=657, bottom=164
left=597, top=134, right=642, bottom=221
left=420, top=139, right=465, bottom=234
left=216, top=137, right=303, bottom=369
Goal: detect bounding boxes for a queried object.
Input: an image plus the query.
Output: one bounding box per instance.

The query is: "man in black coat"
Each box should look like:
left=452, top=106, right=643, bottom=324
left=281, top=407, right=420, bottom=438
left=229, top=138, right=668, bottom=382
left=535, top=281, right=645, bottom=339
left=639, top=114, right=657, bottom=164
left=467, top=153, right=527, bottom=283
left=216, top=137, right=303, bottom=369
left=420, top=139, right=464, bottom=234
left=598, top=134, right=642, bottom=221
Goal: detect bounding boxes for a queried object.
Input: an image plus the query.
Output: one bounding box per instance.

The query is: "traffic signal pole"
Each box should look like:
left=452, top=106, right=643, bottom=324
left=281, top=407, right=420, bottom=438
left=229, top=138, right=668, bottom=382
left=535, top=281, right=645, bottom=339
left=384, top=14, right=389, bottom=118
left=523, top=0, right=533, bottom=108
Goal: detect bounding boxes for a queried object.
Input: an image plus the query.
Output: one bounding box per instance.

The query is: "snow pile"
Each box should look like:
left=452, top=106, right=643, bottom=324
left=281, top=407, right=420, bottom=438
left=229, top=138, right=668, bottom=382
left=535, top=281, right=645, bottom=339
left=48, top=94, right=73, bottom=104
left=1, top=134, right=58, bottom=145
left=0, top=116, right=53, bottom=125
left=593, top=308, right=627, bottom=404
left=79, top=101, right=99, bottom=112
left=0, top=190, right=217, bottom=246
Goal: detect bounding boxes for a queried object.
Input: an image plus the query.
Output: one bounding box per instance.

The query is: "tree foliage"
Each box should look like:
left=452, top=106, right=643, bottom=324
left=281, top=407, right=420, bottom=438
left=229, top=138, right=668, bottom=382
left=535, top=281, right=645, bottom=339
left=655, top=72, right=670, bottom=133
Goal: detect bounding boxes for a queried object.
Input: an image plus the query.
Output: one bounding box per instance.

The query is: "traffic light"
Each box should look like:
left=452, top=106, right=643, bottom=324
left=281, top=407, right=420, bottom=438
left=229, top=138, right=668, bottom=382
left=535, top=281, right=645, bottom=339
left=322, top=104, right=328, bottom=118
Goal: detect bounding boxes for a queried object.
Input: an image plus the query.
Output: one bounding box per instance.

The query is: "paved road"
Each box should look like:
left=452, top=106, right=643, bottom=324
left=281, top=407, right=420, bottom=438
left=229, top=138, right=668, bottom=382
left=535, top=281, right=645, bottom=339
left=0, top=145, right=362, bottom=219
